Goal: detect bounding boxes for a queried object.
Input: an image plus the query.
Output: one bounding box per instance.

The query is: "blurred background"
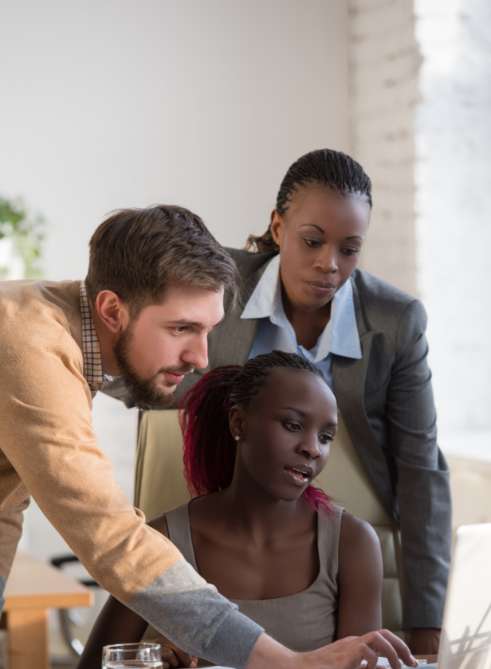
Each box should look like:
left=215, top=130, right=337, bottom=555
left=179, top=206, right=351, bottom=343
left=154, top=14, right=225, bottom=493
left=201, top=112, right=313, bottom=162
left=1, top=0, right=490, bottom=663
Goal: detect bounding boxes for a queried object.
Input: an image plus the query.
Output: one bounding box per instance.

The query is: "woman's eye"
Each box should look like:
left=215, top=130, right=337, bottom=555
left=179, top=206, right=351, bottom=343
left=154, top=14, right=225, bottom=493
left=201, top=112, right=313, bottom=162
left=304, top=238, right=322, bottom=248
left=319, top=434, right=334, bottom=444
left=341, top=247, right=359, bottom=257
left=283, top=421, right=301, bottom=432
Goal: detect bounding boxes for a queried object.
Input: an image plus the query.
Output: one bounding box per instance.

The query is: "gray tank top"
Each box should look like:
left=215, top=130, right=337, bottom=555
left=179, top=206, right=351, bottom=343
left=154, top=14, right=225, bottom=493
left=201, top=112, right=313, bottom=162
left=164, top=501, right=344, bottom=652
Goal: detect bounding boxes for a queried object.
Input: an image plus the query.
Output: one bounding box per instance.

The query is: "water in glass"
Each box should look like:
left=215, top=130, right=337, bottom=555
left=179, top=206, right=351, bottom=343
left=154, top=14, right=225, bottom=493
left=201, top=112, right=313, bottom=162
left=102, top=642, right=163, bottom=669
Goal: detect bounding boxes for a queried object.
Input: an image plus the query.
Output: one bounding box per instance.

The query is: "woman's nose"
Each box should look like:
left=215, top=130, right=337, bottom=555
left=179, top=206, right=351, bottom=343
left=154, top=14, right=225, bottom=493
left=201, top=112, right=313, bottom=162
left=298, top=436, right=322, bottom=459
left=314, top=246, right=338, bottom=273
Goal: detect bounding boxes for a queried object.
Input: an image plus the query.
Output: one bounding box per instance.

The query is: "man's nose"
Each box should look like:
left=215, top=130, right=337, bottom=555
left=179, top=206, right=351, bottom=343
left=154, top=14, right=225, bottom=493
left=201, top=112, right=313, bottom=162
left=182, top=334, right=209, bottom=370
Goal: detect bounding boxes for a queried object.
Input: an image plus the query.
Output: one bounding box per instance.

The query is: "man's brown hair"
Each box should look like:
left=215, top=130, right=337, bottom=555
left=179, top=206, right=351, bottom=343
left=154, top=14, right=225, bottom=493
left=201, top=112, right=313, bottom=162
left=85, top=205, right=237, bottom=315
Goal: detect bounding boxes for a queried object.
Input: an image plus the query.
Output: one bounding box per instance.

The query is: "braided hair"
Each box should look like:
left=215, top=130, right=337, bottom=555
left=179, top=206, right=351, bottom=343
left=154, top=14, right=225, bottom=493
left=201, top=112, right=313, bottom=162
left=179, top=350, right=333, bottom=514
left=245, top=149, right=372, bottom=253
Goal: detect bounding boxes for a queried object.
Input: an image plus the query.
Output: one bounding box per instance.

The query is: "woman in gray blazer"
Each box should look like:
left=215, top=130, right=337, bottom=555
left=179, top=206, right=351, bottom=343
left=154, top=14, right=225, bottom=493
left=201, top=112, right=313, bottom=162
left=106, top=149, right=451, bottom=654
left=174, top=149, right=451, bottom=655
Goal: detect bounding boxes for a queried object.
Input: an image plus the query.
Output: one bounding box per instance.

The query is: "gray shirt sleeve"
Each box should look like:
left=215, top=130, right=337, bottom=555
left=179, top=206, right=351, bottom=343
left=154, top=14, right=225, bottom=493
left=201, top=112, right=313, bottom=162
left=126, top=558, right=264, bottom=668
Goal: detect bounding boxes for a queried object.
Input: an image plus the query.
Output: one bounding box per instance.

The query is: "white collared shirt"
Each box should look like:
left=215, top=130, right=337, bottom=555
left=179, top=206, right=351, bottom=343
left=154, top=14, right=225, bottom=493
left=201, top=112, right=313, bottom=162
left=240, top=254, right=362, bottom=389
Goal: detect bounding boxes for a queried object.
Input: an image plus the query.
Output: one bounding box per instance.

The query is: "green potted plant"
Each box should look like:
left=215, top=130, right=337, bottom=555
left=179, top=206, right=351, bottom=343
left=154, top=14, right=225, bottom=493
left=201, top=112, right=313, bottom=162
left=0, top=196, right=46, bottom=280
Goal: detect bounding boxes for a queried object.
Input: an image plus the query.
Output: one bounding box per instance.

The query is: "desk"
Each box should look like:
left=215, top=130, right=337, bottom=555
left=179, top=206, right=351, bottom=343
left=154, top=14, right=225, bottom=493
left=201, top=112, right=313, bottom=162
left=2, top=552, right=93, bottom=669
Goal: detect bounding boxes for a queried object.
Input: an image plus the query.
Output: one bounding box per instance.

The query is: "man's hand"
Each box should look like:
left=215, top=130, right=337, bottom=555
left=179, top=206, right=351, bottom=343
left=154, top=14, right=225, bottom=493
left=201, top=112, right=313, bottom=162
left=155, top=637, right=198, bottom=669
left=408, top=629, right=441, bottom=656
left=247, top=630, right=418, bottom=669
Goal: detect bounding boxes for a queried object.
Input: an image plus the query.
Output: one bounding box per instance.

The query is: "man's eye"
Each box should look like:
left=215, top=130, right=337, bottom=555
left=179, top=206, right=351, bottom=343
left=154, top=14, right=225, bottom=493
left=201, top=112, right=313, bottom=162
left=173, top=326, right=188, bottom=334
left=283, top=421, right=301, bottom=432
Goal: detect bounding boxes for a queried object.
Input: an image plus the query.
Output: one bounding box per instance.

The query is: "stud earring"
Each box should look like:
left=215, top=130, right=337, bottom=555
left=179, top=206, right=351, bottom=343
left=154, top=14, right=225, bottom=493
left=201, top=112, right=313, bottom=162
left=235, top=436, right=240, bottom=441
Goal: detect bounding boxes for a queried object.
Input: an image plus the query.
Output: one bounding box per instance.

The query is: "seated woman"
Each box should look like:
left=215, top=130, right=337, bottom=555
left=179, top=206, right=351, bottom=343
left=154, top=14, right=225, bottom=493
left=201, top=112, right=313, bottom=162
left=78, top=351, right=384, bottom=668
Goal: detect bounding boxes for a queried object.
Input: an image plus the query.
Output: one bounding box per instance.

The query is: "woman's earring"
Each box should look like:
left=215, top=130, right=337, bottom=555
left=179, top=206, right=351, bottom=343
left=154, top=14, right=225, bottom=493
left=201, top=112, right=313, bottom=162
left=235, top=436, right=240, bottom=441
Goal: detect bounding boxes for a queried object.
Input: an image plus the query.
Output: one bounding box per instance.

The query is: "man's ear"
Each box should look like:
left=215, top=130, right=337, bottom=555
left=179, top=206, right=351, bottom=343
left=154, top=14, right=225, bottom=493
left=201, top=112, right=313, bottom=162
left=95, top=291, right=129, bottom=334
left=270, top=210, right=285, bottom=247
left=229, top=405, right=247, bottom=443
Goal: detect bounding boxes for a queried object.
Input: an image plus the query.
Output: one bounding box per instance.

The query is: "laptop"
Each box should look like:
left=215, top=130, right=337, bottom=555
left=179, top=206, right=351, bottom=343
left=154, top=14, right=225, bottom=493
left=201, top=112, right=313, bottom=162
left=437, top=522, right=491, bottom=669
left=357, top=523, right=491, bottom=669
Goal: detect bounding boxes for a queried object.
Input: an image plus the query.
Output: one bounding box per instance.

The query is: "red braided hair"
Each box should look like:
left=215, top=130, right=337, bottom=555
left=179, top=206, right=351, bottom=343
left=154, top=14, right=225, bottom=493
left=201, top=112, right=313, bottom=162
left=179, top=365, right=240, bottom=498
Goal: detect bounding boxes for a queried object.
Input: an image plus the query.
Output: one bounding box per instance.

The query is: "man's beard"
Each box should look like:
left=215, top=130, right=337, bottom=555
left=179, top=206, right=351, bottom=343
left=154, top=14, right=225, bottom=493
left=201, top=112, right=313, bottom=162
left=113, top=325, right=194, bottom=409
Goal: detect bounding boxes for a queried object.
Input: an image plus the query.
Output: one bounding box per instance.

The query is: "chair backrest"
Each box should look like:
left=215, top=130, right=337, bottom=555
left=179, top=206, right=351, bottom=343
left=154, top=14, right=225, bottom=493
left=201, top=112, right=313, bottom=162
left=134, top=409, right=190, bottom=520
left=134, top=409, right=404, bottom=638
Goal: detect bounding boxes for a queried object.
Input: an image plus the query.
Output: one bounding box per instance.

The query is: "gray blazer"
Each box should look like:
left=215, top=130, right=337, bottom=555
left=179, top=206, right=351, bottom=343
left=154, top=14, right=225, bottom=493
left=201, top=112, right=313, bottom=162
left=104, top=248, right=451, bottom=630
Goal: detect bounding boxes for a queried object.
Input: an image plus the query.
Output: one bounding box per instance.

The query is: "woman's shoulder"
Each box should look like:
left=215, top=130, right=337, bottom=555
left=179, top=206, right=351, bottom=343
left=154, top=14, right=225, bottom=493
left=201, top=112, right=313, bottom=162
left=351, top=269, right=427, bottom=329
left=147, top=501, right=191, bottom=537
left=351, top=268, right=415, bottom=306
left=320, top=504, right=375, bottom=542
left=338, top=512, right=382, bottom=569
left=225, top=247, right=277, bottom=280
left=147, top=513, right=169, bottom=537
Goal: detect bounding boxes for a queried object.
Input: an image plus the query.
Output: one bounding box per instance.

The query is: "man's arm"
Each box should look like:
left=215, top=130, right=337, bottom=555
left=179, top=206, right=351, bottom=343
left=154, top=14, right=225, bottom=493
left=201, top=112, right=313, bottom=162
left=0, top=346, right=262, bottom=668
left=386, top=299, right=452, bottom=649
left=247, top=630, right=417, bottom=669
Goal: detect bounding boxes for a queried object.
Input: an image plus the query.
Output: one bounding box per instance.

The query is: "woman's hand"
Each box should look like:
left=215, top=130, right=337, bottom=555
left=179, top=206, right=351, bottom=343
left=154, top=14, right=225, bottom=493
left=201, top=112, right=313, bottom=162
left=306, top=629, right=419, bottom=669
left=155, top=637, right=198, bottom=669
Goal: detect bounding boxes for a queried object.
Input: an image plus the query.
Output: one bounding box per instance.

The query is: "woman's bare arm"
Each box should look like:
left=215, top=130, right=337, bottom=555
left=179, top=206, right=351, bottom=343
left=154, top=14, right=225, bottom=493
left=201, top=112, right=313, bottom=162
left=335, top=512, right=383, bottom=639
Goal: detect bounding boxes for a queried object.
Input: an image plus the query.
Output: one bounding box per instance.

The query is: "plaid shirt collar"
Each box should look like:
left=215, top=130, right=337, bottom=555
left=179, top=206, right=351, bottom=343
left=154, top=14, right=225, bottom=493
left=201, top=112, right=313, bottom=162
left=79, top=281, right=113, bottom=392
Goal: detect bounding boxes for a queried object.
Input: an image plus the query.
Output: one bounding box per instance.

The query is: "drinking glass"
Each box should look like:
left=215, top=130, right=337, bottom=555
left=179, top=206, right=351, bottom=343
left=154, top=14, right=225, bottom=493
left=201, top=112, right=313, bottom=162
left=102, top=642, right=163, bottom=668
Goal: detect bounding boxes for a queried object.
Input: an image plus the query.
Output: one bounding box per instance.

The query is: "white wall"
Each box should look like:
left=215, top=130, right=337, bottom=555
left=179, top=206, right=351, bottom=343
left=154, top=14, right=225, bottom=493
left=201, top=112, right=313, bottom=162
left=1, top=0, right=351, bottom=560
left=415, top=0, right=491, bottom=461
left=1, top=0, right=350, bottom=282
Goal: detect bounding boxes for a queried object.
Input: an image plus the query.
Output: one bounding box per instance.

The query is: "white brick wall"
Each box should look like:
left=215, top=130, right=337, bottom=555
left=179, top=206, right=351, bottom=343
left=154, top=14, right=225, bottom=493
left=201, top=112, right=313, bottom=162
left=415, top=0, right=491, bottom=456
left=348, top=0, right=421, bottom=296
left=348, top=0, right=491, bottom=459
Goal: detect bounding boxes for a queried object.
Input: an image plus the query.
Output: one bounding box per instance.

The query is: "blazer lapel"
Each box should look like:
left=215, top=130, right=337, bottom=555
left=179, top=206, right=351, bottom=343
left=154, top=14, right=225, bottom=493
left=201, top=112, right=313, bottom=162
left=208, top=253, right=275, bottom=368
left=332, top=277, right=394, bottom=517
left=235, top=251, right=276, bottom=311
left=208, top=307, right=260, bottom=367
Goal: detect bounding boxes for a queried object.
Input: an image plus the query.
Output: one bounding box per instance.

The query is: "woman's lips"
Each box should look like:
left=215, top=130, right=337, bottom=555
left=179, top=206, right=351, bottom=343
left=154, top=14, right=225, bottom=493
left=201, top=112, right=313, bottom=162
left=306, top=281, right=336, bottom=296
left=284, top=466, right=312, bottom=487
